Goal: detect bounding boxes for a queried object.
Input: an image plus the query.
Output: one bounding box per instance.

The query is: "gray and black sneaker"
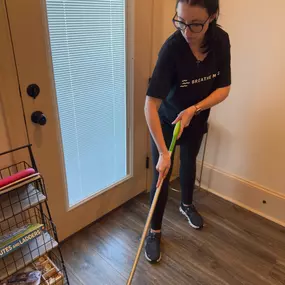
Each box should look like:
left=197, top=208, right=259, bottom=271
left=144, top=231, right=162, bottom=263
left=179, top=203, right=204, bottom=229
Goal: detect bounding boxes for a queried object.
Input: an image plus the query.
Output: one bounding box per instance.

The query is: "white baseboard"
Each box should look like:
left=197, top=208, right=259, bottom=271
left=197, top=162, right=285, bottom=227
left=149, top=147, right=285, bottom=228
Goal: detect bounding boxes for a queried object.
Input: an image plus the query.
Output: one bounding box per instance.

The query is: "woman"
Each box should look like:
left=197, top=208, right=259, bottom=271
left=144, top=0, right=231, bottom=263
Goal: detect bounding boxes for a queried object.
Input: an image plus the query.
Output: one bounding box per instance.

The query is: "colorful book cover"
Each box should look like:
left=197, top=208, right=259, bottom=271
left=0, top=224, right=45, bottom=258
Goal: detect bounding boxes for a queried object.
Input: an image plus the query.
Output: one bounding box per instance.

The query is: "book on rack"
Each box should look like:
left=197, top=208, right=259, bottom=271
left=1, top=270, right=41, bottom=285
left=0, top=224, right=45, bottom=258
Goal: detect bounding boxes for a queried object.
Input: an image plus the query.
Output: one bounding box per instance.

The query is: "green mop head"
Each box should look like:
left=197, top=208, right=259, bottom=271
left=169, top=121, right=181, bottom=153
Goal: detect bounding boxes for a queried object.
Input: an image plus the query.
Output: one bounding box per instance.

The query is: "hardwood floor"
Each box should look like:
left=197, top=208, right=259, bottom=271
left=61, top=185, right=285, bottom=285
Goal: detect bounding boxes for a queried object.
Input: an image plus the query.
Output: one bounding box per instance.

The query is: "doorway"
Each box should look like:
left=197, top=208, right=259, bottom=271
left=0, top=0, right=152, bottom=241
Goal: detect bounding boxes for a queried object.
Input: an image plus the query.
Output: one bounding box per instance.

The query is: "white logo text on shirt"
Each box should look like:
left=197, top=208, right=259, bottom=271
left=180, top=71, right=220, bottom=87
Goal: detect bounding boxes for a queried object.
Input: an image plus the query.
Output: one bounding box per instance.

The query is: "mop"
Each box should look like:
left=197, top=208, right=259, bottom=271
left=127, top=121, right=181, bottom=285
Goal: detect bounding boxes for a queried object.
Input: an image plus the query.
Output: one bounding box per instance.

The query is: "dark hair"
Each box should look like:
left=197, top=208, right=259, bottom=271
left=176, top=0, right=220, bottom=52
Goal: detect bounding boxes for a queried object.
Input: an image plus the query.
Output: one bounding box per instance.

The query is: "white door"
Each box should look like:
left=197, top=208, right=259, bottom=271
left=1, top=0, right=152, bottom=241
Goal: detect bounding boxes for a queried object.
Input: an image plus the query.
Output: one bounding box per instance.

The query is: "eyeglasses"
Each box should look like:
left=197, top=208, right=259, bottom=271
left=172, top=13, right=210, bottom=33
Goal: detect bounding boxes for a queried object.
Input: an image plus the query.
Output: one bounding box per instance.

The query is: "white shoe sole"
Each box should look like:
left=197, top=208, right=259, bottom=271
left=179, top=206, right=202, bottom=229
left=144, top=251, right=162, bottom=263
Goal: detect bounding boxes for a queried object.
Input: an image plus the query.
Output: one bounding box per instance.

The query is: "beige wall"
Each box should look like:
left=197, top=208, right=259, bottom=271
left=151, top=0, right=176, bottom=70
left=207, top=0, right=285, bottom=195
left=152, top=0, right=285, bottom=225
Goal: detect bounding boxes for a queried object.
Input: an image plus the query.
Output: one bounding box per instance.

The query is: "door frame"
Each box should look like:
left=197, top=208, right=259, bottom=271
left=0, top=0, right=153, bottom=241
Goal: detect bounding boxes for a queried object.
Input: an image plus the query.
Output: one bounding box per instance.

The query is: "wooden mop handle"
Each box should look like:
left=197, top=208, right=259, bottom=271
left=127, top=122, right=181, bottom=285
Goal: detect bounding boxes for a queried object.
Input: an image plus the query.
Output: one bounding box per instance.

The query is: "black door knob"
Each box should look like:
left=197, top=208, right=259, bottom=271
left=31, top=111, right=47, bottom=126
left=27, top=84, right=40, bottom=99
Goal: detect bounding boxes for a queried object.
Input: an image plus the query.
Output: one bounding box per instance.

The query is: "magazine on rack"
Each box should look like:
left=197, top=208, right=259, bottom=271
left=0, top=224, right=45, bottom=258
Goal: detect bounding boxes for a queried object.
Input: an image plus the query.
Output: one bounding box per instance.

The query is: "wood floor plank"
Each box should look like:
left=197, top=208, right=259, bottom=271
left=168, top=185, right=285, bottom=262
left=61, top=230, right=126, bottom=285
left=204, top=233, right=275, bottom=285
left=131, top=193, right=282, bottom=284
left=65, top=265, right=85, bottom=285
left=130, top=197, right=249, bottom=285
left=197, top=191, right=285, bottom=261
left=84, top=221, right=158, bottom=285
left=269, top=261, right=285, bottom=285
left=96, top=203, right=199, bottom=285
left=60, top=188, right=285, bottom=285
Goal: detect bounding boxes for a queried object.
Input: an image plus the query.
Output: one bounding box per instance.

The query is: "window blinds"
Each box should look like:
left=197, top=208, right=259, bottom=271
left=46, top=0, right=127, bottom=206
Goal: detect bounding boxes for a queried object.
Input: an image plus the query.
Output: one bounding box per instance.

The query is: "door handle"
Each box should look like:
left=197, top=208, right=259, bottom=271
left=31, top=111, right=47, bottom=126
left=27, top=84, right=40, bottom=99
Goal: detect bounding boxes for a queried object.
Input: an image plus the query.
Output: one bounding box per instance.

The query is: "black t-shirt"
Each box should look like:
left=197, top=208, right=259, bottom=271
left=147, top=27, right=231, bottom=135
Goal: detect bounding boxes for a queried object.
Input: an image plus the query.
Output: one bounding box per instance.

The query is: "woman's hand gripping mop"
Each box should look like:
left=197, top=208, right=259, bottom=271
left=127, top=121, right=181, bottom=285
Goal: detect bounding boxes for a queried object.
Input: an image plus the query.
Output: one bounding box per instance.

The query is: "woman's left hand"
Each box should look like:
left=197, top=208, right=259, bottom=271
left=172, top=106, right=195, bottom=139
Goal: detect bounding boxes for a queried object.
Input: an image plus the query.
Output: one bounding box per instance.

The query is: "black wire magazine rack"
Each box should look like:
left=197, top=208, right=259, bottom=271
left=0, top=144, right=70, bottom=285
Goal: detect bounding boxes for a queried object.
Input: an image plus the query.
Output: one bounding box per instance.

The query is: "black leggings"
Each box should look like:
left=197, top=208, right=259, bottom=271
left=150, top=121, right=205, bottom=230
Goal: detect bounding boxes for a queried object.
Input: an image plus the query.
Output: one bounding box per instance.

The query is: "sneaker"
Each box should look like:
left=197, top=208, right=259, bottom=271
left=179, top=203, right=204, bottom=229
left=144, top=231, right=162, bottom=263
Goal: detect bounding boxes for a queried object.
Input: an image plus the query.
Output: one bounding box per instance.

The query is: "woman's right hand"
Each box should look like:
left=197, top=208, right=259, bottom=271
left=156, top=152, right=171, bottom=187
